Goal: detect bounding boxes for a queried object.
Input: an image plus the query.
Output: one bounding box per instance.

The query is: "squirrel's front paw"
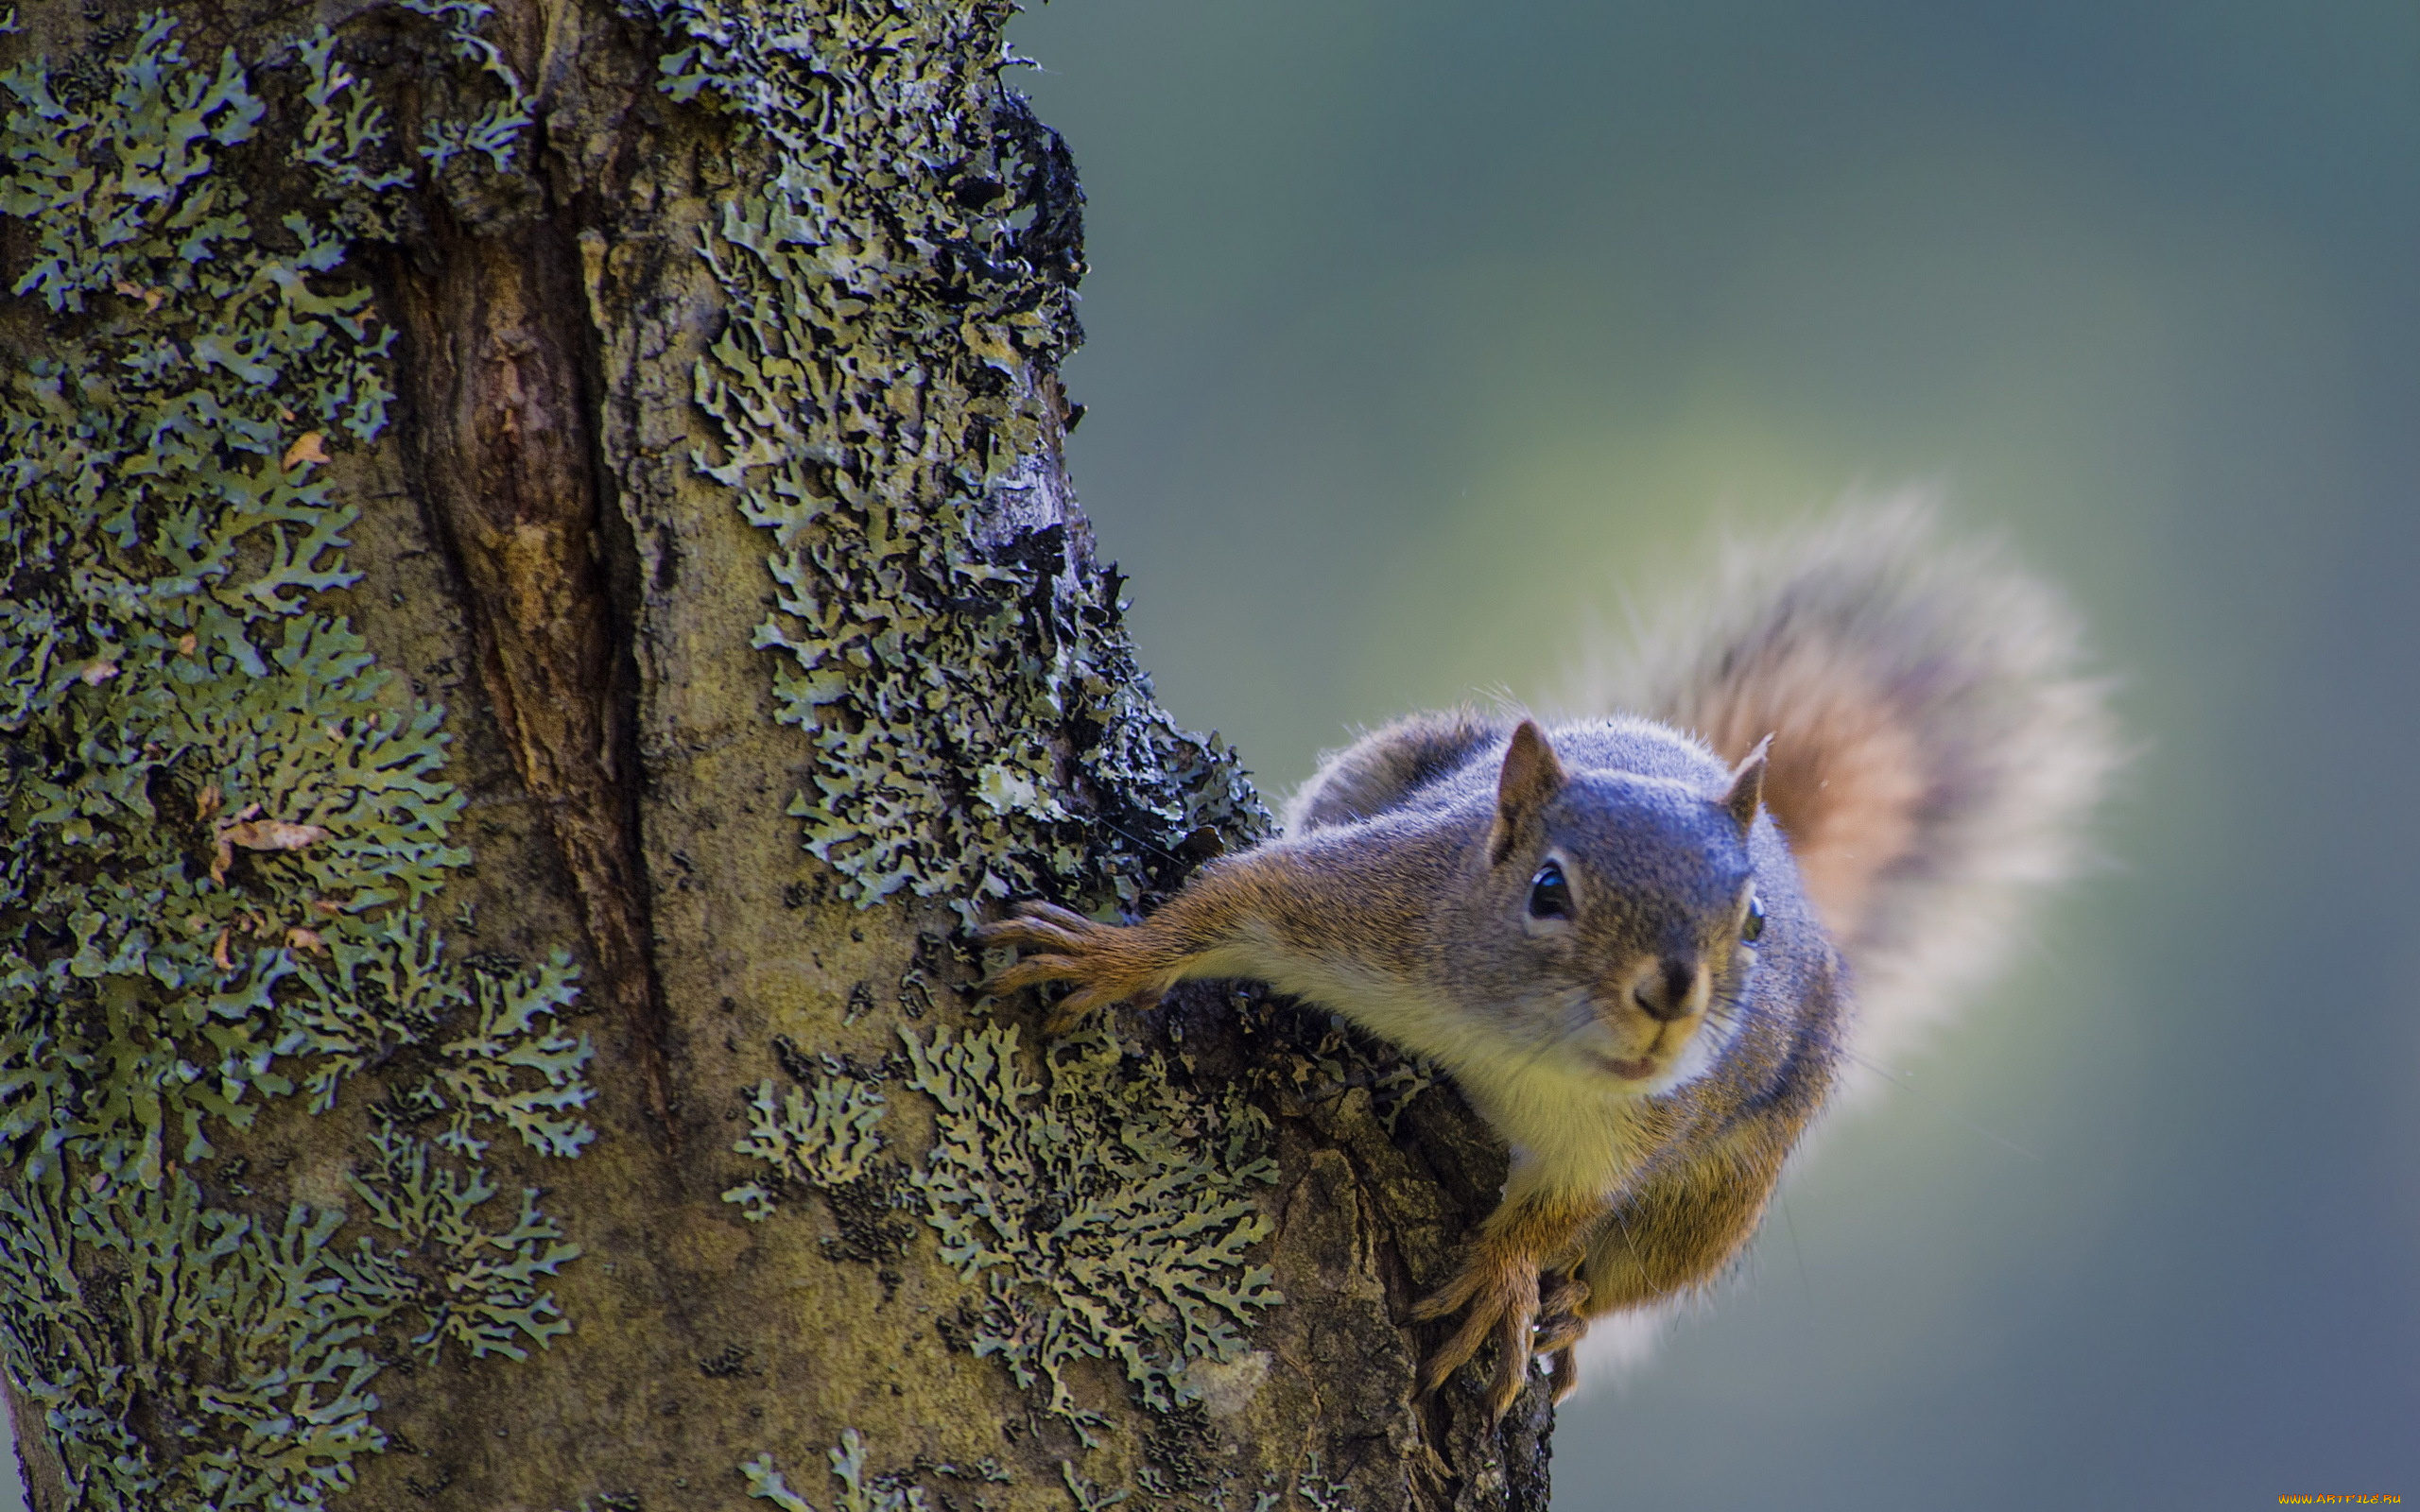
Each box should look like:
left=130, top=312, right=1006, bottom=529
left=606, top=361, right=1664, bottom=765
left=1411, top=1246, right=1543, bottom=1421
left=976, top=901, right=1169, bottom=1034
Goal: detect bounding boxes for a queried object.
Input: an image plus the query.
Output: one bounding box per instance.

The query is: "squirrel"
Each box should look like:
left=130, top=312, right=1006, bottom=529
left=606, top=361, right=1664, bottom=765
left=977, top=502, right=2117, bottom=1420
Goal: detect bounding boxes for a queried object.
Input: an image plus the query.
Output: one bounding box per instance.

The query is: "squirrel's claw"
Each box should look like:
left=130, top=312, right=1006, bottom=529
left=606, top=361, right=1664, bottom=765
left=1412, top=1250, right=1541, bottom=1421
left=977, top=902, right=1167, bottom=1032
left=984, top=954, right=1090, bottom=995
left=1530, top=1271, right=1590, bottom=1403
left=1042, top=978, right=1161, bottom=1037
left=973, top=901, right=1095, bottom=954
left=1533, top=1270, right=1588, bottom=1353
left=1529, top=1265, right=1605, bottom=1403
left=1529, top=1267, right=1587, bottom=1354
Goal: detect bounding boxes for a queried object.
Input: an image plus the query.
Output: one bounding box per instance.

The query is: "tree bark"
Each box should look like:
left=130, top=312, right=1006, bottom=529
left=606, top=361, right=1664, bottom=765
left=0, top=1, right=1550, bottom=1509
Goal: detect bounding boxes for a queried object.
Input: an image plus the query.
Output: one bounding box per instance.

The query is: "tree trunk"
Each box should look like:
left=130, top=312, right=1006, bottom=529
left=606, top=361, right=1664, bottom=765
left=0, top=0, right=1550, bottom=1508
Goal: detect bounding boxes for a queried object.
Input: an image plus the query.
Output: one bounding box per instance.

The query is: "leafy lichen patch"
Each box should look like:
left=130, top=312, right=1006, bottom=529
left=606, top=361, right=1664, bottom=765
left=0, top=1134, right=581, bottom=1511
left=721, top=1068, right=887, bottom=1221
left=0, top=9, right=589, bottom=1507
left=0, top=1174, right=384, bottom=1512
left=901, top=1023, right=1280, bottom=1446
left=745, top=1430, right=932, bottom=1512
left=349, top=1119, right=582, bottom=1359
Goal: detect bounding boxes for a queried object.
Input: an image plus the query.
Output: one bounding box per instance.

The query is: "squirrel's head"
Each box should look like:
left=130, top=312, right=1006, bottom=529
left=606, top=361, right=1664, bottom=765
left=1464, top=719, right=1772, bottom=1096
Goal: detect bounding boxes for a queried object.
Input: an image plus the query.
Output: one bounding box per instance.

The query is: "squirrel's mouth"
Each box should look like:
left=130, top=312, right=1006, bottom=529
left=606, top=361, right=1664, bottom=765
left=1590, top=1051, right=1657, bottom=1081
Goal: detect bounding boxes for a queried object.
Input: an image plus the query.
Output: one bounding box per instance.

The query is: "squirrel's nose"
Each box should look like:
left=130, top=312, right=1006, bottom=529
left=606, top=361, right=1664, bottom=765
left=1632, top=957, right=1702, bottom=1022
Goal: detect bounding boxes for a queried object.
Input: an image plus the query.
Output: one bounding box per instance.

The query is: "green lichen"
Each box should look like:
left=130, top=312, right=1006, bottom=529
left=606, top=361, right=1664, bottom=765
left=722, top=1070, right=887, bottom=1221
left=902, top=1023, right=1280, bottom=1444
left=0, top=1175, right=383, bottom=1511
left=1058, top=1462, right=1129, bottom=1512
left=0, top=14, right=264, bottom=316
left=745, top=1431, right=931, bottom=1512
left=1293, top=1455, right=1354, bottom=1512
left=619, top=0, right=1267, bottom=916
left=407, top=949, right=596, bottom=1160
left=396, top=0, right=531, bottom=172
left=0, top=11, right=579, bottom=1508
left=349, top=1121, right=581, bottom=1360
left=294, top=28, right=411, bottom=194
left=0, top=1139, right=579, bottom=1510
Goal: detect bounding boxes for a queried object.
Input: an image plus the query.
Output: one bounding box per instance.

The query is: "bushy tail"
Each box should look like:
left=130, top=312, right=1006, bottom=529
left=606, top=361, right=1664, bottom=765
left=1583, top=496, right=2120, bottom=1073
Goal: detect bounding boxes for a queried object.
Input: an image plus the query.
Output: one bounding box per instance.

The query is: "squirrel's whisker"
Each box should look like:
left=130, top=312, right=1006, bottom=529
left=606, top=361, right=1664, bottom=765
left=1841, top=1049, right=2041, bottom=1162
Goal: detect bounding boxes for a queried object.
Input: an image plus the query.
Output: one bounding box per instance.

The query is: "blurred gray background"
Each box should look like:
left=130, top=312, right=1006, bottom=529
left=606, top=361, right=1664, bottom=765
left=9, top=3, right=2416, bottom=1508
left=1005, top=0, right=2420, bottom=1508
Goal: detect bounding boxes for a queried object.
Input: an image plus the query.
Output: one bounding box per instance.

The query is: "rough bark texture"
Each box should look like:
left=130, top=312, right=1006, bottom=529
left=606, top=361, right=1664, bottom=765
left=0, top=1, right=1550, bottom=1509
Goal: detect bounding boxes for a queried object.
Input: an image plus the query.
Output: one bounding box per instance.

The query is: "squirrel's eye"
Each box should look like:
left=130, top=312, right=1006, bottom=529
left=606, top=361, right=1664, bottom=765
left=1528, top=861, right=1574, bottom=920
left=1741, top=895, right=1767, bottom=944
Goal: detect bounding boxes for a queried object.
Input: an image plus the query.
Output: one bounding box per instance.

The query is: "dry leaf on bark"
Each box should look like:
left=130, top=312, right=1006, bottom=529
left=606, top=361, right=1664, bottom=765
left=211, top=804, right=333, bottom=885
left=281, top=432, right=330, bottom=471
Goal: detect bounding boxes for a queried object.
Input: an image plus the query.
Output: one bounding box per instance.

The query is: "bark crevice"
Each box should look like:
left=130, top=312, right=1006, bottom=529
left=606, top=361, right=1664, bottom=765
left=376, top=173, right=677, bottom=1145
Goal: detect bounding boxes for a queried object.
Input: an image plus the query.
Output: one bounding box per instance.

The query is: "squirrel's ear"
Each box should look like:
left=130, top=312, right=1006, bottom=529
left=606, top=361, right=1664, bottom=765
left=1489, top=720, right=1567, bottom=866
left=1721, top=734, right=1772, bottom=837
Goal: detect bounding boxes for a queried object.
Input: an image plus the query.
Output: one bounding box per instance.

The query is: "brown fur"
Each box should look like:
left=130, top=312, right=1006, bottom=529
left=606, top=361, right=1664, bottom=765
left=1285, top=710, right=1499, bottom=833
